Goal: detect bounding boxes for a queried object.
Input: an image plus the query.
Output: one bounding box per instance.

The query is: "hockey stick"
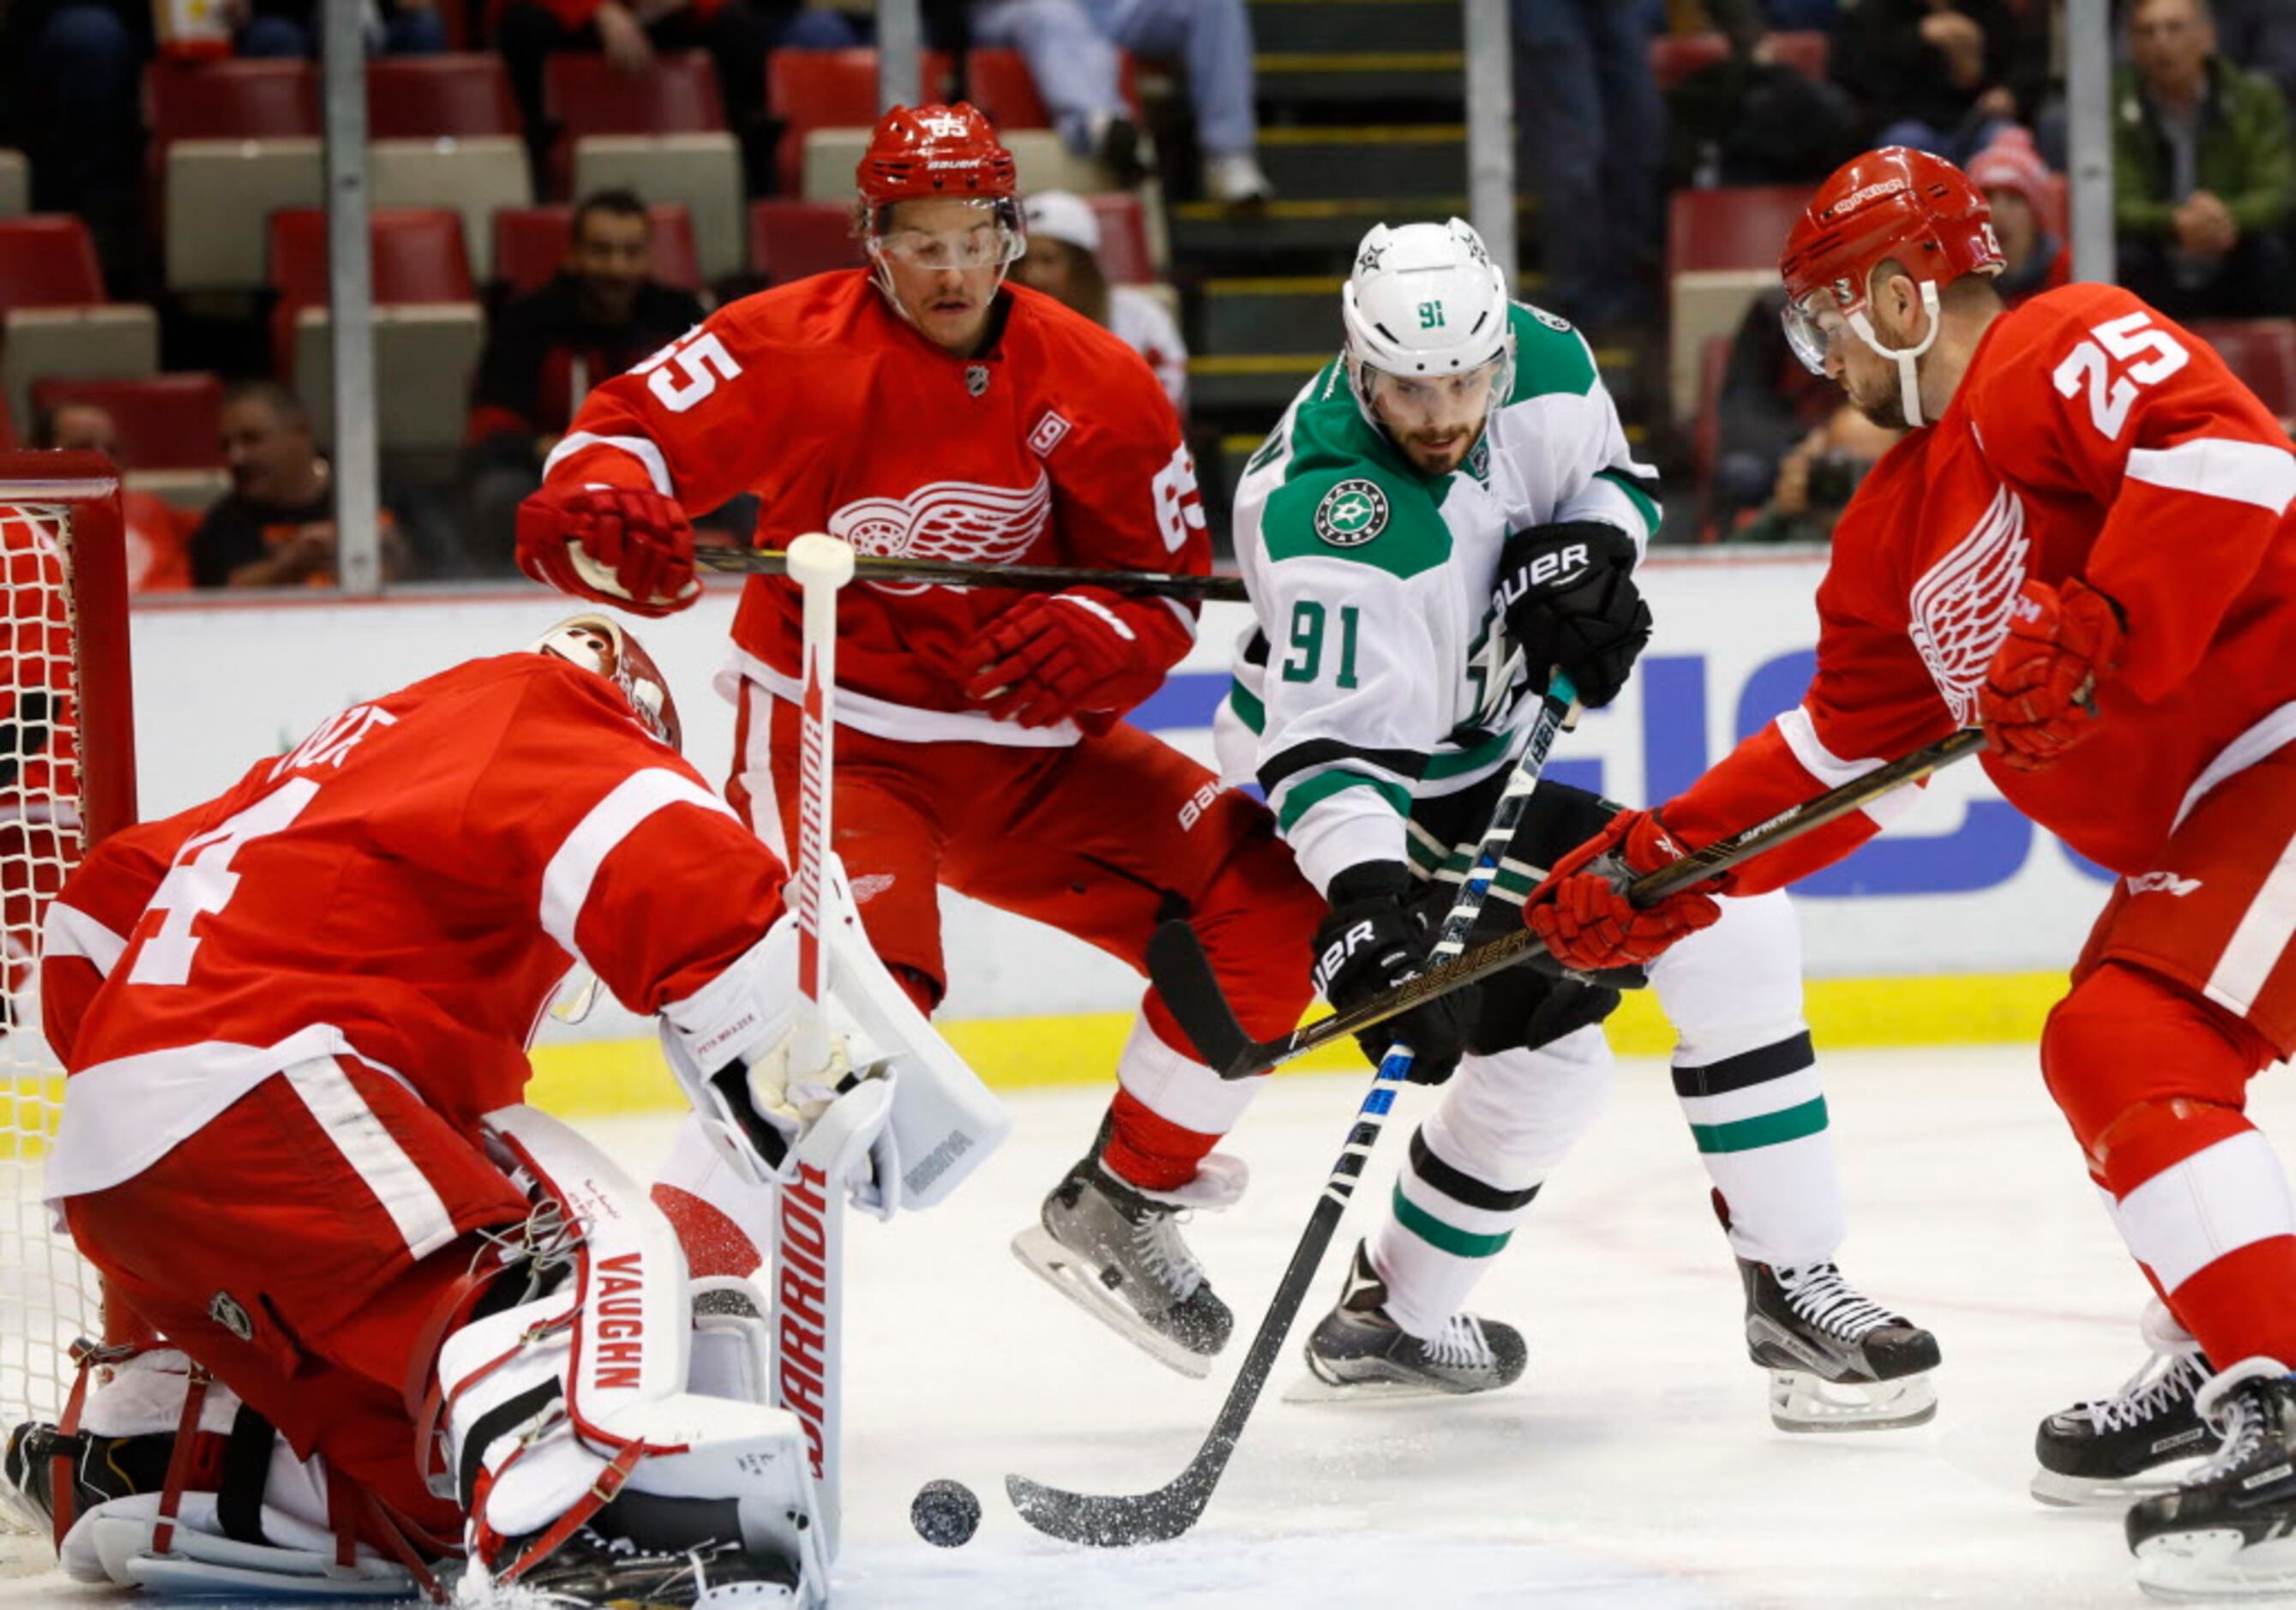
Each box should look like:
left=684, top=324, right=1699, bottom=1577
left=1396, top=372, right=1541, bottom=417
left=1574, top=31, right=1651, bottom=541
left=1005, top=676, right=1581, bottom=1549
left=1153, top=725, right=1990, bottom=1082
left=777, top=532, right=855, bottom=1560
left=695, top=545, right=1249, bottom=603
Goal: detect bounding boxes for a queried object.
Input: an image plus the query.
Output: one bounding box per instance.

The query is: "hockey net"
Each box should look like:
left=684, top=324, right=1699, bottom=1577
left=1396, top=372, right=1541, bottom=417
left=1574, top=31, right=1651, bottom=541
left=0, top=454, right=134, bottom=1473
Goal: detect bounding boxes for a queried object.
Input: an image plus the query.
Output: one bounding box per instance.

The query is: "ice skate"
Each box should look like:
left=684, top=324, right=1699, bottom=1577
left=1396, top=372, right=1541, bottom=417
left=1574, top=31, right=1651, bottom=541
left=3, top=1416, right=167, bottom=1535
left=2126, top=1359, right=2296, bottom=1601
left=1740, top=1257, right=1939, bottom=1431
left=2033, top=1301, right=2213, bottom=1506
left=1012, top=1149, right=1237, bottom=1378
left=499, top=1523, right=803, bottom=1607
left=1288, top=1241, right=1526, bottom=1402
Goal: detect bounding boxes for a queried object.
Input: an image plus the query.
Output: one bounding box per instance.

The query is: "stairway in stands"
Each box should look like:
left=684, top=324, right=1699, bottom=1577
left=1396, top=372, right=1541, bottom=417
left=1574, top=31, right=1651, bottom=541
left=1172, top=1, right=1656, bottom=544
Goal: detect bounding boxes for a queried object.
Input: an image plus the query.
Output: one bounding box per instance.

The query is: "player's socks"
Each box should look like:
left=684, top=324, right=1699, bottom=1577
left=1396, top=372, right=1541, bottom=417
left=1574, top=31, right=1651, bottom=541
left=2033, top=1300, right=2213, bottom=1506
left=1739, top=1257, right=1939, bottom=1431
left=2126, top=1359, right=2296, bottom=1601
left=1294, top=1241, right=1525, bottom=1401
left=1013, top=1141, right=1238, bottom=1379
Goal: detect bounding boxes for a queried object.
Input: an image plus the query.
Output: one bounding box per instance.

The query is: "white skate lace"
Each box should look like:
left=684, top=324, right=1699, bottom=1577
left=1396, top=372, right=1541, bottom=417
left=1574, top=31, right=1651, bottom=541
left=2191, top=1386, right=2270, bottom=1483
left=2084, top=1347, right=2208, bottom=1434
left=1425, top=1313, right=1496, bottom=1372
left=1130, top=1211, right=1206, bottom=1304
left=1777, top=1263, right=1899, bottom=1342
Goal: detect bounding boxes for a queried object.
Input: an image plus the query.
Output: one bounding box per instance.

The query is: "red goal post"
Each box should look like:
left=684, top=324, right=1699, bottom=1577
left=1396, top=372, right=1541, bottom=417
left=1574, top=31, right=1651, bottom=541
left=0, top=451, right=136, bottom=1441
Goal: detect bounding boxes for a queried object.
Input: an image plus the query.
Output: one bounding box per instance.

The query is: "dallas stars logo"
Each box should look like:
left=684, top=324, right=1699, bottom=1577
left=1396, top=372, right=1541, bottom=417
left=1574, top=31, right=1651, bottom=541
left=1314, top=478, right=1390, bottom=546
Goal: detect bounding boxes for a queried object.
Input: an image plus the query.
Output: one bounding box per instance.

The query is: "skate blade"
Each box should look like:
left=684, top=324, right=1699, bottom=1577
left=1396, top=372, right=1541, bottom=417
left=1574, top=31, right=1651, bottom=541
left=1010, top=1227, right=1214, bottom=1380
left=2135, top=1528, right=2296, bottom=1601
left=1768, top=1367, right=1937, bottom=1433
left=1281, top=1367, right=1455, bottom=1405
left=2029, top=1460, right=2203, bottom=1509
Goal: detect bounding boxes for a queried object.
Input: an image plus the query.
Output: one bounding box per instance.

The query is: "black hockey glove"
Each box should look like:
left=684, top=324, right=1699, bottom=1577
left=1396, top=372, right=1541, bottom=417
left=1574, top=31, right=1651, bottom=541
left=1495, top=520, right=1653, bottom=710
left=1310, top=862, right=1475, bottom=1084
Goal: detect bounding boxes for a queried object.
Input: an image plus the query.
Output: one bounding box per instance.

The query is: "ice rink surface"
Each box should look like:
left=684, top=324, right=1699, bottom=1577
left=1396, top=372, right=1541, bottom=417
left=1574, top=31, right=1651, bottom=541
left=14, top=1039, right=2290, bottom=1607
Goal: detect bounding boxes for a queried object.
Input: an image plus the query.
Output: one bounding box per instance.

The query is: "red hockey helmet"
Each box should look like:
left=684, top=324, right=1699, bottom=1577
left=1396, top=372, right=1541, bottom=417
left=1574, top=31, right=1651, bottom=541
left=856, top=103, right=1018, bottom=208
left=532, top=613, right=683, bottom=753
left=1777, top=147, right=2004, bottom=422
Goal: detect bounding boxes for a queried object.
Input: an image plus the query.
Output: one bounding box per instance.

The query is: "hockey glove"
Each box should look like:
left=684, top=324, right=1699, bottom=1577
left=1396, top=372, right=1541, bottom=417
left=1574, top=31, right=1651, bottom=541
left=1977, top=577, right=2125, bottom=774
left=516, top=484, right=701, bottom=618
left=1495, top=521, right=1653, bottom=709
left=1310, top=861, right=1475, bottom=1084
left=1524, top=808, right=1722, bottom=974
left=962, top=587, right=1169, bottom=729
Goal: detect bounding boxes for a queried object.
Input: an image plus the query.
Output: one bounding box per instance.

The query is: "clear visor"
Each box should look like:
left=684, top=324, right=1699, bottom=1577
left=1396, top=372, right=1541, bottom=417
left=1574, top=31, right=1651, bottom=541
left=869, top=207, right=1025, bottom=272
left=1782, top=291, right=1857, bottom=376
left=1360, top=353, right=1505, bottom=427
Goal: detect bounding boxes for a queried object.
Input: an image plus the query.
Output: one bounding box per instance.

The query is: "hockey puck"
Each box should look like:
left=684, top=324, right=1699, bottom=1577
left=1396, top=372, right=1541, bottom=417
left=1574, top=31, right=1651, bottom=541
left=910, top=1478, right=981, bottom=1547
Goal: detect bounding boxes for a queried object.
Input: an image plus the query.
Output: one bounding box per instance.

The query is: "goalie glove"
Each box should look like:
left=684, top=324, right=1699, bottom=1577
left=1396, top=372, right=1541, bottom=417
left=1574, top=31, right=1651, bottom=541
left=516, top=484, right=701, bottom=618
left=1978, top=577, right=2125, bottom=773
left=1524, top=808, right=1722, bottom=973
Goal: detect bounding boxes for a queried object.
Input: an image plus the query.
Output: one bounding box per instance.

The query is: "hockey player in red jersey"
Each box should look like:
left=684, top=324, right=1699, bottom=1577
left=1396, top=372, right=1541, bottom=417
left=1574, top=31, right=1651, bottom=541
left=515, top=103, right=1325, bottom=1374
left=1523, top=147, right=2296, bottom=1598
left=9, top=617, right=914, bottom=1607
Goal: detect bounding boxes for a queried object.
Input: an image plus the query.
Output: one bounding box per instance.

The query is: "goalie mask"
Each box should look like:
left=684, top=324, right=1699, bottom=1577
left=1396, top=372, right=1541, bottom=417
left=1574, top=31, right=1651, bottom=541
left=1343, top=218, right=1515, bottom=454
left=532, top=614, right=682, bottom=752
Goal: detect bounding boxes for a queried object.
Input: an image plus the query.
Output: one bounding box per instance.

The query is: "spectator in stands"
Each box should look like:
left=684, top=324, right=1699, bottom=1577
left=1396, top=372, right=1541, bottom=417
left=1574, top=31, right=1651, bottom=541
left=962, top=0, right=1271, bottom=201
left=1710, top=285, right=1836, bottom=529
left=218, top=0, right=448, bottom=56
left=1968, top=126, right=2071, bottom=306
left=462, top=189, right=708, bottom=569
left=2116, top=0, right=2294, bottom=320
left=1729, top=400, right=1902, bottom=545
left=1013, top=190, right=1188, bottom=414
left=496, top=0, right=856, bottom=196
left=1667, top=0, right=1859, bottom=188
left=191, top=382, right=454, bottom=588
left=34, top=401, right=195, bottom=593
left=2213, top=0, right=2296, bottom=121
left=1829, top=0, right=2037, bottom=162
left=1513, top=0, right=1665, bottom=334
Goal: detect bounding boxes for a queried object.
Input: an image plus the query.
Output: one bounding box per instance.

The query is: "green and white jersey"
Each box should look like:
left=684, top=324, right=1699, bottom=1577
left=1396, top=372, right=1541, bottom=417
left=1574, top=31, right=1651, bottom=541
left=1217, top=302, right=1660, bottom=897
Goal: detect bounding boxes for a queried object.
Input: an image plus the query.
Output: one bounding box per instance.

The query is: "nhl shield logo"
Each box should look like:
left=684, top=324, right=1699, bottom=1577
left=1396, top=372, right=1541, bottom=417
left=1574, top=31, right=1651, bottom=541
left=965, top=364, right=990, bottom=398
left=209, top=1291, right=254, bottom=1341
left=1314, top=478, right=1389, bottom=547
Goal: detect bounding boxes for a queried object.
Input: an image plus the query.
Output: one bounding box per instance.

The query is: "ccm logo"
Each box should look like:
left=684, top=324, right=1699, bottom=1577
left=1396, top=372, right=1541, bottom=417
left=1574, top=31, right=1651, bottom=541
left=1177, top=780, right=1222, bottom=832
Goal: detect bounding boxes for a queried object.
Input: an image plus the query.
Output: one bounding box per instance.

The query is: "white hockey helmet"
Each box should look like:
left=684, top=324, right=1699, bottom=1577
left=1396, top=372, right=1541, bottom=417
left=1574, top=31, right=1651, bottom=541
left=1342, top=218, right=1514, bottom=425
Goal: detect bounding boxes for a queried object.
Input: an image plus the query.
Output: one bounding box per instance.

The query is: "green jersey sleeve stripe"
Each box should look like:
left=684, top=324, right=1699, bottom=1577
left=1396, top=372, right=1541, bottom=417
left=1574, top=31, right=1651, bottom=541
left=1596, top=467, right=1662, bottom=537
left=1275, top=769, right=1414, bottom=834
left=1229, top=678, right=1267, bottom=734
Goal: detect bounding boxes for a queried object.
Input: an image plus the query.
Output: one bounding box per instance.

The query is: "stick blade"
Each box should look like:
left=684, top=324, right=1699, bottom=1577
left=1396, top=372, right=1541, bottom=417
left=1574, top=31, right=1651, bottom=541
left=1144, top=921, right=1259, bottom=1078
left=1005, top=1469, right=1210, bottom=1548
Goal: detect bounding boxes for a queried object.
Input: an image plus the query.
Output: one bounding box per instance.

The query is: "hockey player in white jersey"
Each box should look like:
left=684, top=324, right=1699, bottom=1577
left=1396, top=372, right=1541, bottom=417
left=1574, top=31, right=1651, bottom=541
left=1219, top=218, right=1939, bottom=1427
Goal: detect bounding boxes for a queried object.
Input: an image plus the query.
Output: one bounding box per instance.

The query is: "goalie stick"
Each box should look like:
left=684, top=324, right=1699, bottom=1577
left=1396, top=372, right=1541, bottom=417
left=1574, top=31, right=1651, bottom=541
left=1155, top=724, right=1990, bottom=1083
left=695, top=545, right=1248, bottom=603
left=1005, top=676, right=1580, bottom=1549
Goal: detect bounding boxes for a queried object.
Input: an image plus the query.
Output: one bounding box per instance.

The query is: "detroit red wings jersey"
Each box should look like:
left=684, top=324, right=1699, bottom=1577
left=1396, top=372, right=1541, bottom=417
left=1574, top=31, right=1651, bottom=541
left=1667, top=282, right=2296, bottom=886
left=544, top=271, right=1209, bottom=741
left=42, top=654, right=785, bottom=1197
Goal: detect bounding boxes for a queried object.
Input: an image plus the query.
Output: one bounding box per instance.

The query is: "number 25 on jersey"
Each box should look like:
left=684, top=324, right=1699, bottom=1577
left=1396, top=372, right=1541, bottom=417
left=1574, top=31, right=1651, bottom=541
left=2052, top=311, right=2189, bottom=442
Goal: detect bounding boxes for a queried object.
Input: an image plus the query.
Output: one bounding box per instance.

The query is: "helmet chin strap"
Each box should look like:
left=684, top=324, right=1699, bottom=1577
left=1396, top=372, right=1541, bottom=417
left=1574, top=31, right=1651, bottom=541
left=1847, top=279, right=1943, bottom=427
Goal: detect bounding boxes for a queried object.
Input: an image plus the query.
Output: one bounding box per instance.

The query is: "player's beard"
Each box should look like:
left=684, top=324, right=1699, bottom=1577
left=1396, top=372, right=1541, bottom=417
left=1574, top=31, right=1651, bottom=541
left=1852, top=388, right=1909, bottom=433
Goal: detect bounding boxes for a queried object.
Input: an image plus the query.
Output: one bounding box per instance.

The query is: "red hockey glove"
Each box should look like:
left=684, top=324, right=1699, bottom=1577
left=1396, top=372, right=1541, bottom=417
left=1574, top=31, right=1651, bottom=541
left=962, top=588, right=1167, bottom=729
left=516, top=484, right=700, bottom=618
left=1524, top=808, right=1722, bottom=974
left=1977, top=578, right=2125, bottom=774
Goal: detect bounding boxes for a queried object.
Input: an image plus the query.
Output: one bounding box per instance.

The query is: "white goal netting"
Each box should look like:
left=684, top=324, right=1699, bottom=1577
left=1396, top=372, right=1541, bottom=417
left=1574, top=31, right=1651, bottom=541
left=0, top=494, right=117, bottom=1451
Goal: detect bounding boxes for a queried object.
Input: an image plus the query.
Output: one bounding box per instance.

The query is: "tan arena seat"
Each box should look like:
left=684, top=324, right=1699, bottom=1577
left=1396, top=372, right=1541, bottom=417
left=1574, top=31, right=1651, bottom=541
left=0, top=152, right=27, bottom=219
left=570, top=135, right=742, bottom=285
left=292, top=303, right=484, bottom=454
left=801, top=126, right=1126, bottom=204
left=369, top=137, right=534, bottom=283
left=3, top=309, right=161, bottom=443
left=165, top=137, right=323, bottom=291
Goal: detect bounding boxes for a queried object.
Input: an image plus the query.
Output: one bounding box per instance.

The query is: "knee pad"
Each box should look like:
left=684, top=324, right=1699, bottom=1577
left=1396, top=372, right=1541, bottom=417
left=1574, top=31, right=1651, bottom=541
left=1425, top=1024, right=1615, bottom=1187
left=2043, top=961, right=2265, bottom=1174
left=1170, top=820, right=1322, bottom=1041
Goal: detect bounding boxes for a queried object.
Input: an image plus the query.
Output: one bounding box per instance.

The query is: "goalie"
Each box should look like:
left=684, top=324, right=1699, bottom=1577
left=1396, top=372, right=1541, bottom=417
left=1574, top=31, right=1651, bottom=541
left=8, top=616, right=977, bottom=1606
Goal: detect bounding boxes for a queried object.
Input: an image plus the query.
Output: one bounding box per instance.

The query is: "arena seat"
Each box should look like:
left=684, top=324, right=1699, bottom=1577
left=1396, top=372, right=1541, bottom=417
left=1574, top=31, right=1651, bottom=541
left=2191, top=320, right=2296, bottom=423
left=1650, top=30, right=1827, bottom=94
left=493, top=203, right=703, bottom=296
left=748, top=200, right=866, bottom=285
left=31, top=375, right=226, bottom=470
left=802, top=126, right=1119, bottom=201
left=268, top=209, right=482, bottom=454
left=367, top=55, right=521, bottom=140
left=0, top=216, right=160, bottom=436
left=768, top=49, right=954, bottom=195
left=0, top=150, right=27, bottom=219
left=370, top=139, right=533, bottom=282
left=1083, top=192, right=1156, bottom=283
left=549, top=52, right=740, bottom=282
left=1666, top=184, right=1809, bottom=425
left=149, top=61, right=326, bottom=291
left=960, top=48, right=1141, bottom=131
